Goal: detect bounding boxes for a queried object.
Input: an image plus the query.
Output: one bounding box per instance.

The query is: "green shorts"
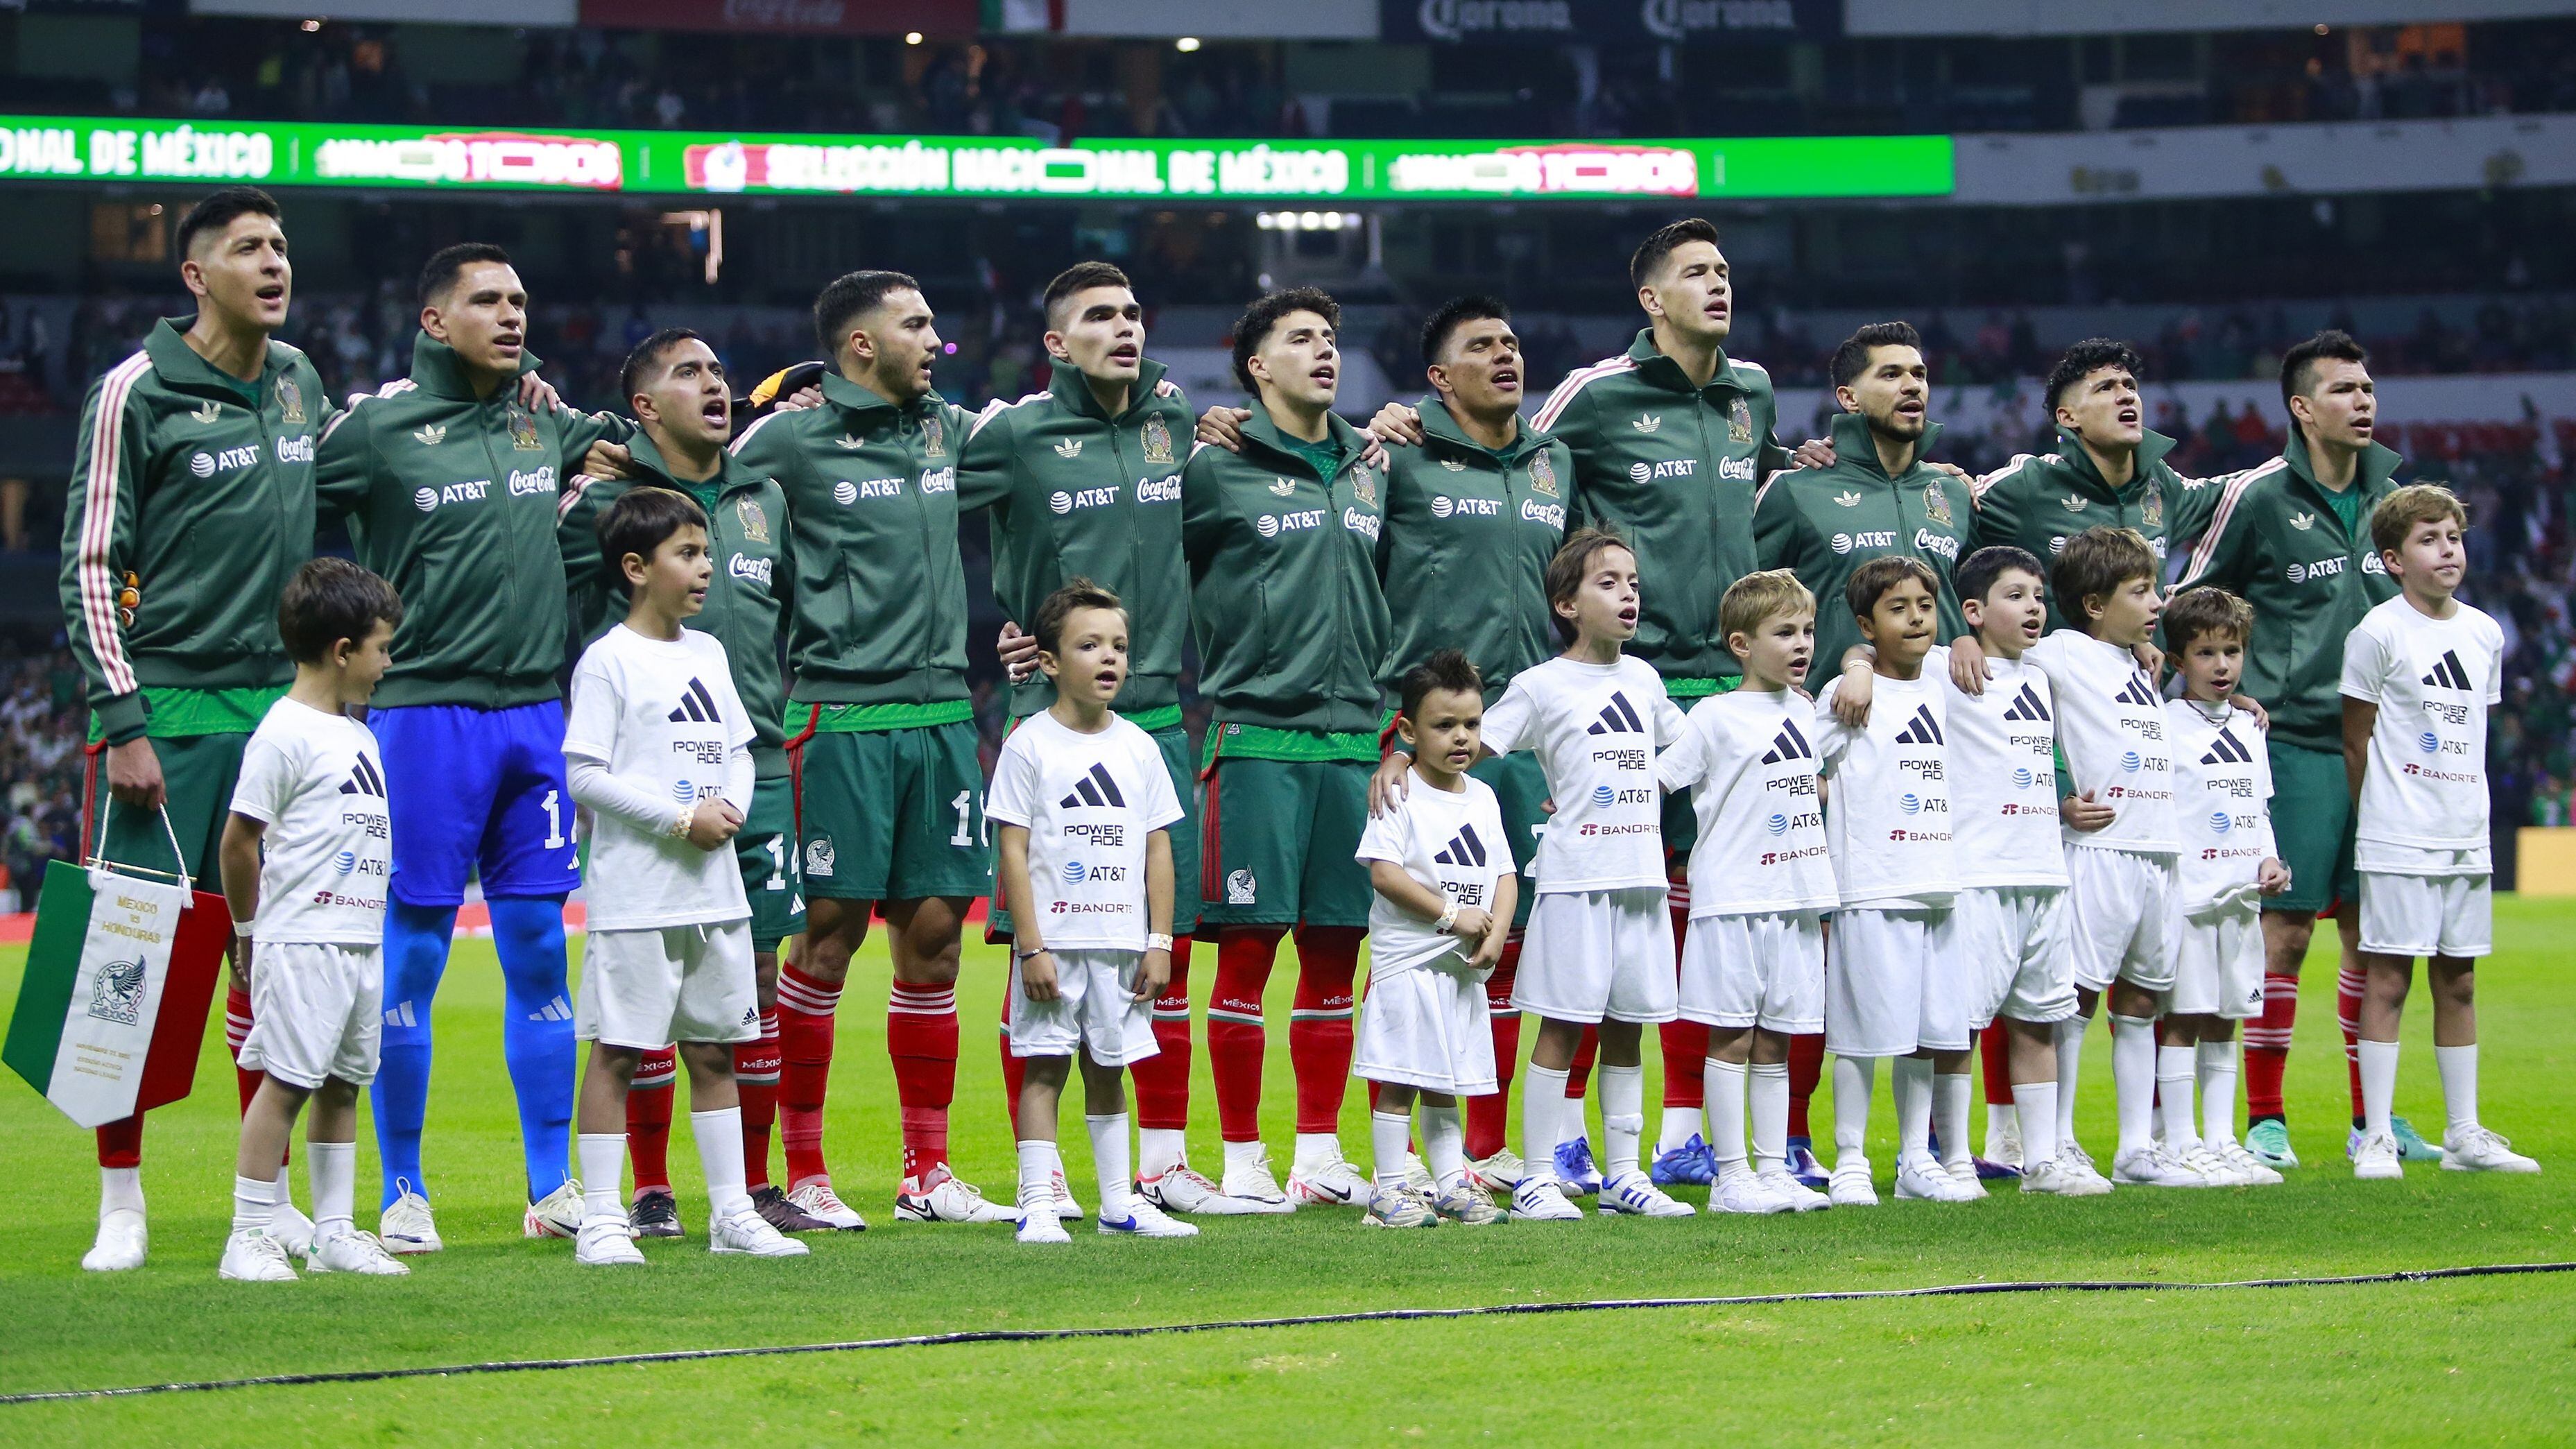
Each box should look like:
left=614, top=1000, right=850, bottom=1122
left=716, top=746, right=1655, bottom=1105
left=1470, top=751, right=1546, bottom=929
left=1199, top=755, right=1373, bottom=930
left=990, top=719, right=1201, bottom=941
left=89, top=731, right=250, bottom=886
left=791, top=717, right=993, bottom=902
left=2266, top=739, right=2358, bottom=915
left=735, top=773, right=807, bottom=951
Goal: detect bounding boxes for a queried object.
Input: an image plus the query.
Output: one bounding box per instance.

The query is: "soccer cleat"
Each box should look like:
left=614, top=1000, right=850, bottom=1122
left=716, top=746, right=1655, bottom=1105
left=2112, top=1144, right=2213, bottom=1188
left=1217, top=1151, right=1296, bottom=1214
left=1140, top=1164, right=1266, bottom=1216
left=750, top=1184, right=836, bottom=1233
left=1465, top=1149, right=1527, bottom=1195
left=629, top=1188, right=684, bottom=1239
left=1287, top=1156, right=1373, bottom=1208
left=2243, top=1119, right=2298, bottom=1169
left=524, top=1180, right=586, bottom=1239
left=1984, top=1116, right=2024, bottom=1174
left=2056, top=1140, right=2104, bottom=1181
left=787, top=1180, right=869, bottom=1231
left=1756, top=1167, right=1832, bottom=1212
left=2020, top=1156, right=2114, bottom=1197
left=1828, top=1159, right=1880, bottom=1208
left=1554, top=1136, right=1605, bottom=1197
left=2210, top=1140, right=2285, bottom=1186
left=307, top=1231, right=411, bottom=1276
left=1509, top=1178, right=1584, bottom=1221
left=1015, top=1207, right=1072, bottom=1244
left=1650, top=1134, right=1718, bottom=1187
left=1784, top=1140, right=1830, bottom=1192
left=379, top=1184, right=442, bottom=1254
left=1896, top=1154, right=1975, bottom=1203
left=712, top=1208, right=812, bottom=1257
left=1598, top=1168, right=1696, bottom=1217
left=1710, top=1170, right=1791, bottom=1215
left=83, top=1208, right=148, bottom=1272
left=895, top=1165, right=1021, bottom=1224
left=575, top=1213, right=649, bottom=1266
left=270, top=1196, right=316, bottom=1258
left=2392, top=1117, right=2446, bottom=1162
left=1362, top=1185, right=1441, bottom=1228
left=2179, top=1144, right=2244, bottom=1185
left=1045, top=1167, right=1085, bottom=1221
left=1435, top=1185, right=1506, bottom=1225
left=1971, top=1155, right=2021, bottom=1182
left=1099, top=1201, right=1201, bottom=1238
left=218, top=1228, right=300, bottom=1283
left=1941, top=1158, right=1991, bottom=1199
left=2441, top=1125, right=2539, bottom=1174
left=2351, top=1129, right=2403, bottom=1179
left=1402, top=1153, right=1438, bottom=1194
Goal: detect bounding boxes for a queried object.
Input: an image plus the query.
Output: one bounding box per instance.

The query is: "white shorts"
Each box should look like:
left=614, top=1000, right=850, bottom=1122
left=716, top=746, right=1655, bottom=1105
left=237, top=941, right=381, bottom=1089
left=1827, top=906, right=1965, bottom=1057
left=1010, top=948, right=1159, bottom=1066
left=2064, top=848, right=2176, bottom=993
left=1952, top=885, right=2079, bottom=1028
left=1514, top=888, right=1678, bottom=1025
left=2170, top=900, right=2267, bottom=1018
left=2358, top=872, right=2492, bottom=959
left=1355, top=965, right=1497, bottom=1095
left=1678, top=909, right=1825, bottom=1034
left=578, top=920, right=759, bottom=1049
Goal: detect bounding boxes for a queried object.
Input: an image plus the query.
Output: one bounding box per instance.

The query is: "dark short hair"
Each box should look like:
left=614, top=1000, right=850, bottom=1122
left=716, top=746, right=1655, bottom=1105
left=1831, top=321, right=1923, bottom=390
left=1955, top=545, right=2048, bottom=610
left=1420, top=295, right=1511, bottom=370
left=1400, top=648, right=1484, bottom=722
left=277, top=556, right=402, bottom=665
left=813, top=269, right=923, bottom=359
left=619, top=327, right=710, bottom=406
left=1032, top=576, right=1124, bottom=655
left=1230, top=286, right=1339, bottom=393
left=417, top=243, right=513, bottom=308
left=2163, top=585, right=2255, bottom=653
left=2051, top=525, right=2159, bottom=625
left=596, top=486, right=710, bottom=600
left=1844, top=554, right=1941, bottom=624
left=2046, top=338, right=2145, bottom=414
left=2279, top=329, right=2369, bottom=417
left=1629, top=218, right=1720, bottom=291
left=175, top=187, right=282, bottom=261
left=1544, top=526, right=1633, bottom=644
left=1042, top=261, right=1133, bottom=330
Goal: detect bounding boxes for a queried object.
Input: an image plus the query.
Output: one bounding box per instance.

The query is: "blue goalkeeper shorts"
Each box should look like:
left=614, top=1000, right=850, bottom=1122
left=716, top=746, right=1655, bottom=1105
left=374, top=700, right=583, bottom=907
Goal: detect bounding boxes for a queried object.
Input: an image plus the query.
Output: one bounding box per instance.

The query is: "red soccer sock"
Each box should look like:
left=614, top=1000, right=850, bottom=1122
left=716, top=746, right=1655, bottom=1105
left=736, top=1011, right=780, bottom=1190
left=625, top=1047, right=677, bottom=1195
left=1979, top=1026, right=2013, bottom=1108
left=223, top=985, right=284, bottom=1166
left=2337, top=961, right=2368, bottom=1122
left=888, top=981, right=959, bottom=1181
left=999, top=989, right=1026, bottom=1139
left=96, top=1115, right=142, bottom=1170
left=2244, top=972, right=2299, bottom=1120
left=1787, top=1031, right=1826, bottom=1139
left=1131, top=936, right=1194, bottom=1133
left=1209, top=926, right=1284, bottom=1142
left=776, top=963, right=842, bottom=1189
left=1565, top=1025, right=1599, bottom=1101
left=1660, top=894, right=1703, bottom=1108
left=1464, top=939, right=1522, bottom=1160
left=1289, top=925, right=1362, bottom=1136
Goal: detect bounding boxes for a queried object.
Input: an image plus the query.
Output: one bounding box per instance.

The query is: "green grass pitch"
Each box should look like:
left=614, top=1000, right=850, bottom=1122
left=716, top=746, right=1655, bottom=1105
left=1, top=899, right=2571, bottom=1443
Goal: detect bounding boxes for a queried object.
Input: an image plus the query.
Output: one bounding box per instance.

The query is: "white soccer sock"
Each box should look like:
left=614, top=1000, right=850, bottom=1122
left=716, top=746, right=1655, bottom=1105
left=1749, top=1061, right=1790, bottom=1176
left=2436, top=1043, right=2480, bottom=1136
left=578, top=1133, right=626, bottom=1219
left=2156, top=1045, right=2200, bottom=1151
left=272, top=1165, right=302, bottom=1219
left=1891, top=1056, right=1933, bottom=1161
left=1984, top=1099, right=2019, bottom=1158
left=2013, top=1081, right=2060, bottom=1169
left=231, top=1173, right=275, bottom=1236
left=309, top=1140, right=357, bottom=1242
left=1421, top=1104, right=1466, bottom=1194
left=1221, top=1138, right=1266, bottom=1174
left=1832, top=1056, right=1876, bottom=1170
left=1522, top=1064, right=1568, bottom=1185
left=2055, top=1015, right=2089, bottom=1151
left=1705, top=1059, right=1750, bottom=1177
left=2109, top=1015, right=2157, bottom=1156
left=2197, top=1040, right=2240, bottom=1149
left=1292, top=1131, right=1344, bottom=1174
left=1656, top=1106, right=1704, bottom=1156
left=1599, top=1064, right=1646, bottom=1178
left=692, top=1108, right=750, bottom=1222
left=101, top=1165, right=143, bottom=1217
left=1934, top=1073, right=1973, bottom=1171
left=2359, top=1038, right=2401, bottom=1139
left=1371, top=1111, right=1412, bottom=1192
left=1087, top=1113, right=1135, bottom=1217
left=1139, top=1127, right=1188, bottom=1181
left=1016, top=1140, right=1054, bottom=1208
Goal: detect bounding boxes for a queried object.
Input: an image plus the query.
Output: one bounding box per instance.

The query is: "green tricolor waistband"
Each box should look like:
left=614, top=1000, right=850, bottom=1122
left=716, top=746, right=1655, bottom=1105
left=792, top=699, right=977, bottom=735
left=1202, top=721, right=1380, bottom=766
left=1663, top=676, right=1741, bottom=701
left=90, top=685, right=285, bottom=743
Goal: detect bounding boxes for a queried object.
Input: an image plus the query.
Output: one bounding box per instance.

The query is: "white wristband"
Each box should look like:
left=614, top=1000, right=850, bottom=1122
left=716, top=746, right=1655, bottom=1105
left=672, top=805, right=696, bottom=837
left=1434, top=901, right=1460, bottom=934
left=232, top=918, right=256, bottom=938
left=1145, top=932, right=1174, bottom=952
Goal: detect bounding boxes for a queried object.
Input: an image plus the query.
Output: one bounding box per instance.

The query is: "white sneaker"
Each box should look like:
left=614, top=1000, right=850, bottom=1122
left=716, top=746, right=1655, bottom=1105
left=1218, top=1150, right=1296, bottom=1213
left=269, top=1195, right=316, bottom=1258
left=1287, top=1156, right=1373, bottom=1208
left=1986, top=1118, right=2024, bottom=1173
left=2113, top=1144, right=2212, bottom=1188
left=83, top=1208, right=148, bottom=1272
left=574, top=1212, right=647, bottom=1266
left=2210, top=1139, right=2285, bottom=1185
left=1099, top=1199, right=1201, bottom=1237
left=1598, top=1168, right=1696, bottom=1217
left=1435, top=1184, right=1506, bottom=1225
left=2351, top=1129, right=2403, bottom=1179
left=2020, top=1156, right=2115, bottom=1197
left=1015, top=1208, right=1071, bottom=1244
left=1465, top=1149, right=1527, bottom=1194
left=1942, top=1157, right=1990, bottom=1199
left=1140, top=1163, right=1264, bottom=1215
left=1896, top=1154, right=1975, bottom=1203
left=1362, top=1185, right=1441, bottom=1228
left=787, top=1180, right=869, bottom=1231
left=1829, top=1159, right=1880, bottom=1207
left=308, top=1230, right=411, bottom=1276
left=1045, top=1167, right=1085, bottom=1220
left=524, top=1179, right=587, bottom=1239
left=895, top=1165, right=1020, bottom=1224
left=1711, top=1170, right=1791, bottom=1215
left=1402, top=1153, right=1438, bottom=1194
left=2179, top=1143, right=2244, bottom=1186
left=379, top=1185, right=441, bottom=1254
left=2443, top=1124, right=2540, bottom=1174
left=1757, top=1166, right=1832, bottom=1212
left=218, top=1228, right=299, bottom=1282
left=711, top=1208, right=812, bottom=1257
left=1509, top=1178, right=1583, bottom=1221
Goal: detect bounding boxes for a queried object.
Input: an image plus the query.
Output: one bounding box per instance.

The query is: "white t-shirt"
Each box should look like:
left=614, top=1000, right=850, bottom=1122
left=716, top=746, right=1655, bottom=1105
left=2340, top=596, right=2502, bottom=868
left=1932, top=646, right=2070, bottom=889
left=228, top=697, right=391, bottom=945
left=563, top=624, right=755, bottom=932
left=2165, top=697, right=2280, bottom=913
left=1481, top=653, right=1684, bottom=895
left=1812, top=670, right=1957, bottom=909
left=1355, top=769, right=1516, bottom=977
left=986, top=710, right=1185, bottom=952
left=1656, top=686, right=1837, bottom=917
left=2024, top=629, right=2177, bottom=855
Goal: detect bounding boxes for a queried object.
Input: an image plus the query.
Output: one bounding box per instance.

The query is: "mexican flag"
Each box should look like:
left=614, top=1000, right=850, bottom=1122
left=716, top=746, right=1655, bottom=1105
left=3, top=861, right=227, bottom=1129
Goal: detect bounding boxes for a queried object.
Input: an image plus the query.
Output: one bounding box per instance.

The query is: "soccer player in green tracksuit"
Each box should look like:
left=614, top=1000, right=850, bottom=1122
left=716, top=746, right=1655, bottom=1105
left=557, top=328, right=829, bottom=1240
left=58, top=187, right=331, bottom=1274
left=2172, top=329, right=2410, bottom=1171
left=1183, top=286, right=1389, bottom=1212
left=1365, top=295, right=1570, bottom=1197
left=728, top=270, right=1012, bottom=1231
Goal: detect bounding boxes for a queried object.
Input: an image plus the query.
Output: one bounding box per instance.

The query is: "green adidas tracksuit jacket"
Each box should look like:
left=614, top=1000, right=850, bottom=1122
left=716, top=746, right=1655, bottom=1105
left=1374, top=398, right=1570, bottom=705
left=60, top=318, right=332, bottom=743
left=1753, top=411, right=1971, bottom=677
left=560, top=430, right=795, bottom=778
left=729, top=369, right=975, bottom=710
left=1531, top=328, right=1792, bottom=693
left=957, top=359, right=1194, bottom=721
left=2172, top=431, right=2403, bottom=751
left=1969, top=425, right=2219, bottom=631
left=314, top=333, right=628, bottom=710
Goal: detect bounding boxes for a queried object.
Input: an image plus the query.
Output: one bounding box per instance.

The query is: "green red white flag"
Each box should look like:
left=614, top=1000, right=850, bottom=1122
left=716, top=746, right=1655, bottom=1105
left=4, top=860, right=227, bottom=1129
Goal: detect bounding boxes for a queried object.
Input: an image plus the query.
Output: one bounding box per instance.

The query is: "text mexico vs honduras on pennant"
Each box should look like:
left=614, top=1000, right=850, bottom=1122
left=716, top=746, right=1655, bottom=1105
left=4, top=859, right=227, bottom=1129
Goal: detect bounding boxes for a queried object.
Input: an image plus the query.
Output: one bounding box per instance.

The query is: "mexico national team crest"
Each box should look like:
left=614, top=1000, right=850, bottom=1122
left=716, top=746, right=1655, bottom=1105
left=1529, top=449, right=1559, bottom=497
left=2140, top=477, right=2165, bottom=529
left=1729, top=395, right=1754, bottom=444
left=735, top=497, right=771, bottom=543
left=1140, top=413, right=1175, bottom=465
left=275, top=376, right=306, bottom=425
left=805, top=837, right=836, bottom=878
left=1353, top=470, right=1377, bottom=508
left=1924, top=477, right=1952, bottom=526
left=506, top=405, right=542, bottom=452
left=919, top=411, right=947, bottom=458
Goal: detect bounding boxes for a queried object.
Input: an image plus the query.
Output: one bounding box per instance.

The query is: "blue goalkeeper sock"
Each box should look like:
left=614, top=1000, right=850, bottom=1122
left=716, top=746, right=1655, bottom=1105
left=490, top=895, right=575, bottom=1203
left=376, top=900, right=456, bottom=1209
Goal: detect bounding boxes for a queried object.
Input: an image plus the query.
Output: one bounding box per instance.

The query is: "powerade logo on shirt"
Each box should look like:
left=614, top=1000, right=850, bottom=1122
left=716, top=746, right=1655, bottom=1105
left=415, top=479, right=492, bottom=511
left=1830, top=530, right=1896, bottom=555
left=1522, top=498, right=1566, bottom=530
left=1627, top=459, right=1697, bottom=482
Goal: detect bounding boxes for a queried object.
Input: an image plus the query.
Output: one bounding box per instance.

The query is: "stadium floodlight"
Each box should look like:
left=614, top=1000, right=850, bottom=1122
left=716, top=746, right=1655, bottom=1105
left=1176, top=37, right=1201, bottom=52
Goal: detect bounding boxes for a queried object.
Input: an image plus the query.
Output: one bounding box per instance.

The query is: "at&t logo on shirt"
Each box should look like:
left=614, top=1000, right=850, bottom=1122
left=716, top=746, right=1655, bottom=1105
left=414, top=479, right=492, bottom=512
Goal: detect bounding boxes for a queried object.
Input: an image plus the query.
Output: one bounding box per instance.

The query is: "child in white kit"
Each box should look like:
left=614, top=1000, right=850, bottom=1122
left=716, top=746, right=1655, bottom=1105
left=564, top=488, right=805, bottom=1266
left=1353, top=649, right=1515, bottom=1229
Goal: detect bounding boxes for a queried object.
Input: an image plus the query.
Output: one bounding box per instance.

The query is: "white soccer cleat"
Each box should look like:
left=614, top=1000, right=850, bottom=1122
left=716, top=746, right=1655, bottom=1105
left=1045, top=1167, right=1085, bottom=1221
left=1362, top=1185, right=1441, bottom=1228
left=1099, top=1200, right=1201, bottom=1238
left=218, top=1228, right=300, bottom=1283
left=524, top=1180, right=587, bottom=1239
left=1598, top=1169, right=1695, bottom=1217
left=2442, top=1125, right=2539, bottom=1174
left=379, top=1185, right=442, bottom=1254
left=2210, top=1140, right=2285, bottom=1186
left=1465, top=1149, right=1527, bottom=1195
left=2178, top=1144, right=2244, bottom=1186
left=2019, top=1156, right=2114, bottom=1197
left=2112, top=1144, right=2213, bottom=1188
left=1756, top=1167, right=1832, bottom=1212
left=1402, top=1153, right=1437, bottom=1194
left=1434, top=1184, right=1506, bottom=1225
left=1218, top=1150, right=1296, bottom=1214
left=1986, top=1117, right=2023, bottom=1173
left=1139, top=1163, right=1266, bottom=1215
left=269, top=1195, right=316, bottom=1258
left=1828, top=1159, right=1880, bottom=1208
left=83, top=1208, right=148, bottom=1272
left=787, top=1180, right=869, bottom=1231
left=1896, top=1154, right=1976, bottom=1203
left=1509, top=1178, right=1584, bottom=1221
left=895, top=1165, right=1021, bottom=1224
left=2055, top=1140, right=2111, bottom=1190
left=2351, top=1129, right=2403, bottom=1180
left=1287, top=1156, right=1373, bottom=1208
left=1015, top=1208, right=1072, bottom=1244
left=307, top=1230, right=411, bottom=1276
left=712, top=1208, right=812, bottom=1258
left=1941, top=1158, right=1991, bottom=1199
left=1710, top=1170, right=1791, bottom=1215
left=574, top=1213, right=648, bottom=1266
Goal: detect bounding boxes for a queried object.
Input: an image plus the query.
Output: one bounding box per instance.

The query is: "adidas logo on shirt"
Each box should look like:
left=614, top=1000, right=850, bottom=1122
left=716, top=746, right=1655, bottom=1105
left=667, top=677, right=722, bottom=723
left=2113, top=674, right=2160, bottom=708
left=1586, top=692, right=1646, bottom=735
left=1894, top=705, right=1944, bottom=746
left=1762, top=719, right=1813, bottom=764
left=2000, top=683, right=2051, bottom=721
left=1057, top=762, right=1128, bottom=809
left=1432, top=824, right=1489, bottom=867
left=2421, top=650, right=2472, bottom=691
left=338, top=755, right=387, bottom=797
left=2201, top=728, right=2253, bottom=766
